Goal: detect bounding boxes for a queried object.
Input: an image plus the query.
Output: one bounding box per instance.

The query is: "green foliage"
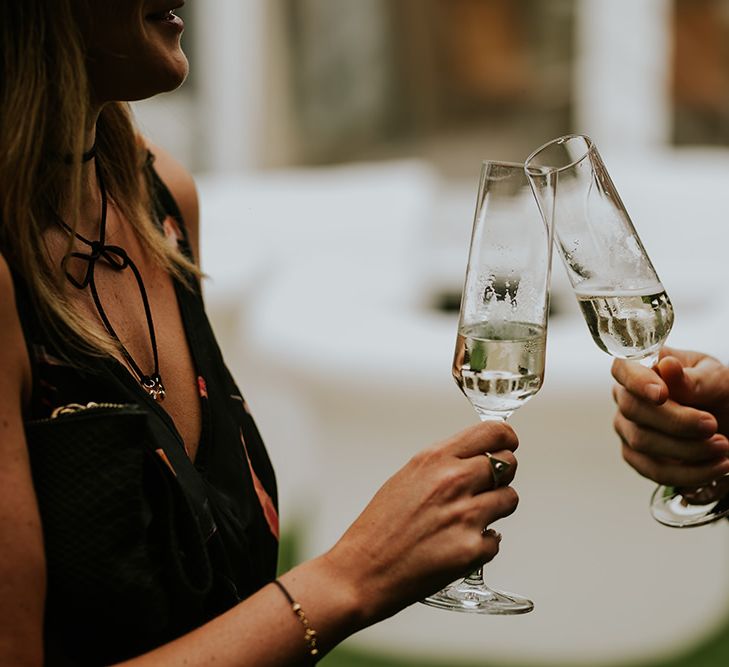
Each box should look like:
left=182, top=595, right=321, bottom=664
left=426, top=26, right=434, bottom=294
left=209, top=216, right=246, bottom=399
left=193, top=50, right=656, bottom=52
left=320, top=630, right=729, bottom=667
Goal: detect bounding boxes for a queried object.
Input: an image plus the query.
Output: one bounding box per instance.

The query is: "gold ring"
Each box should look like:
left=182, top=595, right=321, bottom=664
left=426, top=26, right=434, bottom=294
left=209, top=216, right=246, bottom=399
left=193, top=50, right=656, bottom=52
left=485, top=452, right=511, bottom=488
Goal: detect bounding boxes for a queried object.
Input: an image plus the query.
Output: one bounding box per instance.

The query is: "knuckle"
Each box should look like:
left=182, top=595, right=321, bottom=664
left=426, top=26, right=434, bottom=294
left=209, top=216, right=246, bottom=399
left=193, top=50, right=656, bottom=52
left=409, top=450, right=428, bottom=468
left=613, top=414, right=625, bottom=440
left=628, top=428, right=649, bottom=454
left=457, top=500, right=481, bottom=527
left=492, top=486, right=519, bottom=516
left=621, top=443, right=645, bottom=474
left=412, top=445, right=439, bottom=467
left=638, top=457, right=664, bottom=485
left=480, top=421, right=518, bottom=451
left=464, top=532, right=486, bottom=557
left=616, top=389, right=640, bottom=419
left=436, top=464, right=469, bottom=494
left=500, top=424, right=519, bottom=450
left=621, top=442, right=635, bottom=466
left=503, top=485, right=519, bottom=508
left=652, top=467, right=673, bottom=487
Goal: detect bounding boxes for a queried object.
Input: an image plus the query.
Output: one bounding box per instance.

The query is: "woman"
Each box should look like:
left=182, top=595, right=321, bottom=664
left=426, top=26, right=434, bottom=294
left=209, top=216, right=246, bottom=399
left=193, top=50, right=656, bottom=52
left=0, top=2, right=520, bottom=665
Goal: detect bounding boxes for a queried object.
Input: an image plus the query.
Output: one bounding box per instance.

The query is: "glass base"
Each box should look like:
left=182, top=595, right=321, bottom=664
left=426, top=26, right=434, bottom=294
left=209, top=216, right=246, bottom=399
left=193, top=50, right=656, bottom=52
left=650, top=483, right=729, bottom=528
left=421, top=580, right=534, bottom=615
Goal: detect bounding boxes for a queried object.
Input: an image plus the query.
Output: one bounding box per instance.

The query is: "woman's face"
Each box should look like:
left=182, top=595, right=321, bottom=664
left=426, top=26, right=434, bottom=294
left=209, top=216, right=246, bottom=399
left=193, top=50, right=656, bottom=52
left=75, top=0, right=189, bottom=104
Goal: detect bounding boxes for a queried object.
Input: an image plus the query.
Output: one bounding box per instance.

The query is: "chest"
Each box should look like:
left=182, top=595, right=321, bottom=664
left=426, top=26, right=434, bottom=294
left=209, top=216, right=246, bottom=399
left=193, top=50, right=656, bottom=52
left=51, top=213, right=203, bottom=460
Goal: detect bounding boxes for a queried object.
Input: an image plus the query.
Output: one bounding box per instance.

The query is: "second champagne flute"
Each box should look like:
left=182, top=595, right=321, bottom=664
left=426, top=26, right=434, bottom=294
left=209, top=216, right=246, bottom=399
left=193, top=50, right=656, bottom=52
left=525, top=135, right=729, bottom=528
left=422, top=161, right=555, bottom=614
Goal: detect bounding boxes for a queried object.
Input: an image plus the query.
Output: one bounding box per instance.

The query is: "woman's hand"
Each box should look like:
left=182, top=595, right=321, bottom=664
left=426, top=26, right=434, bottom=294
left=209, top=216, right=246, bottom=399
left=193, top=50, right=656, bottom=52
left=612, top=347, right=729, bottom=487
left=319, top=420, right=519, bottom=624
left=130, top=421, right=519, bottom=667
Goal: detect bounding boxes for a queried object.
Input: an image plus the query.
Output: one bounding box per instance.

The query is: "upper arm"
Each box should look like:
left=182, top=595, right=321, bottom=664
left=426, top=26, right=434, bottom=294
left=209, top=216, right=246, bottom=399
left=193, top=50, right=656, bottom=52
left=0, top=256, right=46, bottom=665
left=143, top=138, right=201, bottom=265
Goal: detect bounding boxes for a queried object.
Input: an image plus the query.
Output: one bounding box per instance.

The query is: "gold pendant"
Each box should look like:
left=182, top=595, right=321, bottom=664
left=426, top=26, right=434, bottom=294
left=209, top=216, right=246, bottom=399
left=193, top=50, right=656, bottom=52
left=142, top=374, right=166, bottom=402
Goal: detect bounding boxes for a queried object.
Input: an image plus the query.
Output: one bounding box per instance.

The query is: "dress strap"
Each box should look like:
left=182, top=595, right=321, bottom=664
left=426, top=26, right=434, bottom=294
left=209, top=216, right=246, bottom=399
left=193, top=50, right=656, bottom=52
left=144, top=151, right=196, bottom=264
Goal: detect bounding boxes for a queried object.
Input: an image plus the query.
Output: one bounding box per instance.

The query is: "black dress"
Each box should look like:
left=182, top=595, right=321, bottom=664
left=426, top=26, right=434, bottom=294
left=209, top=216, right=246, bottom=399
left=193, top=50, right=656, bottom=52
left=10, top=157, right=279, bottom=665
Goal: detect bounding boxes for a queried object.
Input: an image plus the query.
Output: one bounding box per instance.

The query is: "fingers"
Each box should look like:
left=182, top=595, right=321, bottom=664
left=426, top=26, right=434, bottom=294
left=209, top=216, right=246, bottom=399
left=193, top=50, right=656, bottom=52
left=621, top=442, right=729, bottom=487
left=477, top=485, right=520, bottom=527
left=614, top=411, right=729, bottom=463
left=448, top=420, right=519, bottom=459
left=654, top=355, right=723, bottom=408
left=611, top=358, right=668, bottom=404
left=661, top=346, right=719, bottom=370
left=680, top=476, right=729, bottom=505
left=681, top=356, right=729, bottom=407
left=429, top=422, right=520, bottom=503
left=460, top=449, right=517, bottom=493
left=655, top=356, right=693, bottom=402
left=479, top=529, right=503, bottom=564
left=612, top=384, right=718, bottom=439
left=449, top=488, right=518, bottom=570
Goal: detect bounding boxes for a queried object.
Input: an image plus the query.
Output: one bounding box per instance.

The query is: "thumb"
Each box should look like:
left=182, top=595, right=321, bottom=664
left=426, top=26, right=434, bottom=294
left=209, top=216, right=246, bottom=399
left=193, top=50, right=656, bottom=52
left=657, top=354, right=725, bottom=409
left=655, top=356, right=697, bottom=405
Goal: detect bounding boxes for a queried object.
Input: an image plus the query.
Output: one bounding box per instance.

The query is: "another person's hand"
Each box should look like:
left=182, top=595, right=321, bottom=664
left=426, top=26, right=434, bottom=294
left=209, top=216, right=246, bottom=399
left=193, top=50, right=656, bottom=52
left=612, top=347, right=729, bottom=488
left=321, top=420, right=519, bottom=624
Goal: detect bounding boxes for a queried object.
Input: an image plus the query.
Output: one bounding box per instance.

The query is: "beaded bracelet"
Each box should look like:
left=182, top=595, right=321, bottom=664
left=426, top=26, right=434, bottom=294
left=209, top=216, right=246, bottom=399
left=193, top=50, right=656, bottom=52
left=273, top=579, right=319, bottom=662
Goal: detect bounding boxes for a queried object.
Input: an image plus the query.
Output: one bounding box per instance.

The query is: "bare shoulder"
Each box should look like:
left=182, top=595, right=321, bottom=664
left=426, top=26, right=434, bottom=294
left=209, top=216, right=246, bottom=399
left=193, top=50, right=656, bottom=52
left=0, top=254, right=31, bottom=406
left=143, top=137, right=200, bottom=262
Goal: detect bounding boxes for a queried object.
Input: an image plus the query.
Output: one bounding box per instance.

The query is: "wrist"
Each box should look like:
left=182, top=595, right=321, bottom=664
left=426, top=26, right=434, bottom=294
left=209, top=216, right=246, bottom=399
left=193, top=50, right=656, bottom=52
left=278, top=551, right=369, bottom=654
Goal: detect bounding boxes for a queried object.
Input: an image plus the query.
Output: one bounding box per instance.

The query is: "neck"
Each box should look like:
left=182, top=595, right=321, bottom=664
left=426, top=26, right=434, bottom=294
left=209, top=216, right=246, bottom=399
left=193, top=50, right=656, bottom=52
left=84, top=109, right=100, bottom=158
left=72, top=111, right=103, bottom=234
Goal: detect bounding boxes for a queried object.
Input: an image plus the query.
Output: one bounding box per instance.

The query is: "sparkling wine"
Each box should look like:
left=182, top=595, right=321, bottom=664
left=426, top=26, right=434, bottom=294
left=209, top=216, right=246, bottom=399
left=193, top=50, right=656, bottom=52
left=575, top=285, right=674, bottom=360
left=453, top=321, right=546, bottom=417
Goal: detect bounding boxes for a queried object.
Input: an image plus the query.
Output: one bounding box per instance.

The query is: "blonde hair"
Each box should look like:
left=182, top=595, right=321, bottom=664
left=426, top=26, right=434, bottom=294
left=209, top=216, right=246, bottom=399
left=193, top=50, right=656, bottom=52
left=0, top=0, right=198, bottom=356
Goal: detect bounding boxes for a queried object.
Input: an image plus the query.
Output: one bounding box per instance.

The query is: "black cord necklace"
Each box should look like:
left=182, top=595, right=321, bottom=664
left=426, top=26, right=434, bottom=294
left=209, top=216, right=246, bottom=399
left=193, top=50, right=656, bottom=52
left=63, top=144, right=97, bottom=165
left=58, top=160, right=166, bottom=402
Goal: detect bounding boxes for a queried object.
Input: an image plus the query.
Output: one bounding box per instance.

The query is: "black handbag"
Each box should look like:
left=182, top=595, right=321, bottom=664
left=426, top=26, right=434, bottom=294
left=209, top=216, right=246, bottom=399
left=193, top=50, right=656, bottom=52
left=25, top=402, right=214, bottom=666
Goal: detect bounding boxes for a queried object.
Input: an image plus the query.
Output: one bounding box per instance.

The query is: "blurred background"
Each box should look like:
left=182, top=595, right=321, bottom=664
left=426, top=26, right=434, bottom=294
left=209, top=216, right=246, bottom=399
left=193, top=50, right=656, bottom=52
left=134, top=1, right=729, bottom=665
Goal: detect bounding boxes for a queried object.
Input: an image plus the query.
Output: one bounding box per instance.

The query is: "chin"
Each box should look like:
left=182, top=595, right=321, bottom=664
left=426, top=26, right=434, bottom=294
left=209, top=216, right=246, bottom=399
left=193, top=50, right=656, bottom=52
left=92, top=51, right=190, bottom=103
left=137, top=46, right=190, bottom=96
left=153, top=53, right=190, bottom=93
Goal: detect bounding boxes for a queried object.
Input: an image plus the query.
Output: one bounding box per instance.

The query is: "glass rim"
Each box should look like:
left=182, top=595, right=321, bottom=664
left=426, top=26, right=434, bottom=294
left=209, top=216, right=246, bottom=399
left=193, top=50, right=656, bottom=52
left=479, top=159, right=525, bottom=170
left=524, top=134, right=595, bottom=174
left=479, top=159, right=553, bottom=180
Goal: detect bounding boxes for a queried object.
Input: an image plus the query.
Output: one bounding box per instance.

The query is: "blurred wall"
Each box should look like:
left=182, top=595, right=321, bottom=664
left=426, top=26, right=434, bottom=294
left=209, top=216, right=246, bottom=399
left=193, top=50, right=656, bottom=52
left=133, top=0, right=729, bottom=176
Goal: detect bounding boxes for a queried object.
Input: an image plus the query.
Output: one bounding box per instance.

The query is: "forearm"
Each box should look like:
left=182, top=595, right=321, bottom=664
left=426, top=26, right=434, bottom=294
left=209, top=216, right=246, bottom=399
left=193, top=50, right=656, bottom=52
left=115, top=554, right=366, bottom=667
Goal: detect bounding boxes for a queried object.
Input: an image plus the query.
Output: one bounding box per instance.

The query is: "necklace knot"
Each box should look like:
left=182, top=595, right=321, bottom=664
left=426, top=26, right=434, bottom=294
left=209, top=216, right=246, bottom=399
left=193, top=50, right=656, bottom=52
left=89, top=240, right=104, bottom=257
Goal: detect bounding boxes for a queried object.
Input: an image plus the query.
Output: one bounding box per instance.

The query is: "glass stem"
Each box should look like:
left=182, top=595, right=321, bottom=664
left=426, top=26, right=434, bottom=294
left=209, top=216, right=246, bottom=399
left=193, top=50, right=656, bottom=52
left=637, top=345, right=662, bottom=369
left=463, top=568, right=485, bottom=587
left=470, top=412, right=509, bottom=588
left=477, top=412, right=510, bottom=423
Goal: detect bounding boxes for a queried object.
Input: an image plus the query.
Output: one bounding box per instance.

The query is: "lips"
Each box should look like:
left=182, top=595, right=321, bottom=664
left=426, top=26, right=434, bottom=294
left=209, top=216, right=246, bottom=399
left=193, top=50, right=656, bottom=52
left=146, top=2, right=184, bottom=21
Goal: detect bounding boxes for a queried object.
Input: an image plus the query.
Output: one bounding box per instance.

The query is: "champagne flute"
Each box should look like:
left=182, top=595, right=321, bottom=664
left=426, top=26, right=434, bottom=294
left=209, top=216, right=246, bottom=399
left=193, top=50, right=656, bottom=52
left=422, top=161, right=555, bottom=614
left=525, top=134, right=729, bottom=528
